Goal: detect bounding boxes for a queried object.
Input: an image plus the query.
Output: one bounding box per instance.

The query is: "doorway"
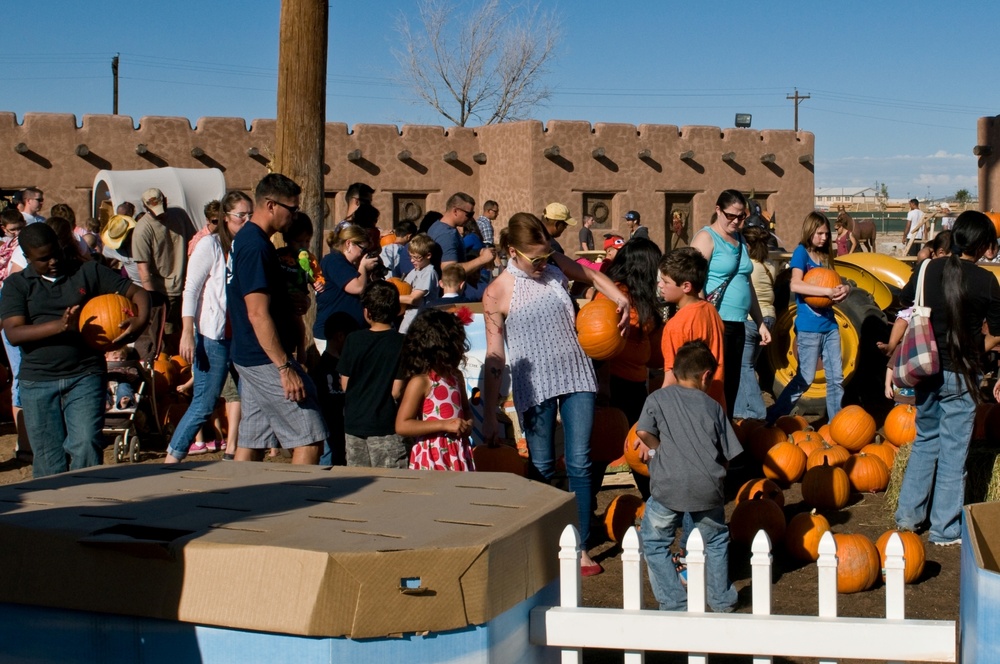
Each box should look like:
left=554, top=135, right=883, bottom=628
left=664, top=193, right=695, bottom=252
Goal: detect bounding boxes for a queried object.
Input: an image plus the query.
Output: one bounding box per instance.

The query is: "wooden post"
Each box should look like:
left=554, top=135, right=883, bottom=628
left=274, top=0, right=328, bottom=255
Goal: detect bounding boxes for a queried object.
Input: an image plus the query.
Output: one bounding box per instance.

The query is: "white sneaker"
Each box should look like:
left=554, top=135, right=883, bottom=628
left=932, top=538, right=961, bottom=547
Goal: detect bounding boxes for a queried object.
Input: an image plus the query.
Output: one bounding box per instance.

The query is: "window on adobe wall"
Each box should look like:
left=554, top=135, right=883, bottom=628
left=393, top=193, right=427, bottom=226
left=582, top=193, right=614, bottom=230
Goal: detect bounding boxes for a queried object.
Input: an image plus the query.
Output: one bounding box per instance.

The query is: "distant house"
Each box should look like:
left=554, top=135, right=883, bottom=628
left=814, top=187, right=877, bottom=211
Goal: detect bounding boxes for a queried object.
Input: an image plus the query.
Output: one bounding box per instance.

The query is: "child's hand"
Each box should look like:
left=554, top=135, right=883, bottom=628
left=312, top=279, right=326, bottom=294
left=62, top=305, right=81, bottom=331
left=444, top=418, right=472, bottom=436
left=631, top=437, right=651, bottom=463
left=830, top=284, right=850, bottom=303
left=360, top=255, right=379, bottom=272
left=112, top=316, right=144, bottom=347
left=614, top=299, right=631, bottom=335
left=884, top=368, right=895, bottom=400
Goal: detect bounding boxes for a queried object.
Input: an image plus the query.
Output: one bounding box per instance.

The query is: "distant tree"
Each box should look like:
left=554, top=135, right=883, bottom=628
left=874, top=181, right=889, bottom=213
left=955, top=189, right=971, bottom=208
left=393, top=0, right=561, bottom=127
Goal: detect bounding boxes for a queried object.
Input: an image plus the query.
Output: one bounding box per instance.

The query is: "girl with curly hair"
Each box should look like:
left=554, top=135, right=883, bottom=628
left=396, top=308, right=475, bottom=471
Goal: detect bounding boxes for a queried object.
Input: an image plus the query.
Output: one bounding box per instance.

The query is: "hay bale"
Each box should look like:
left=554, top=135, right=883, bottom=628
left=883, top=443, right=911, bottom=524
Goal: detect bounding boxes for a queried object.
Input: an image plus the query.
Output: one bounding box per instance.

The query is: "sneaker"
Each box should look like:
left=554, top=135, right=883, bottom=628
left=932, top=538, right=961, bottom=547
left=188, top=441, right=210, bottom=455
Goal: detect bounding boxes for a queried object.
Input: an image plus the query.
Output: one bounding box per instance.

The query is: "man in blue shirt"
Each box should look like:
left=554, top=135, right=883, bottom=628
left=427, top=192, right=495, bottom=276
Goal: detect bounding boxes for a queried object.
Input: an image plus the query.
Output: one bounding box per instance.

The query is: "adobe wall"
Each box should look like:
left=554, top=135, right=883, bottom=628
left=0, top=112, right=814, bottom=248
left=978, top=116, right=999, bottom=213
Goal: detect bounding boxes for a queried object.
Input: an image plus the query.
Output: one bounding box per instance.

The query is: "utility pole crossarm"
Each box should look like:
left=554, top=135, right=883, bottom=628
left=786, top=88, right=810, bottom=131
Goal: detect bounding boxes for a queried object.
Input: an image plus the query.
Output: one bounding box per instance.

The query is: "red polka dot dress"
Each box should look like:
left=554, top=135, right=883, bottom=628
left=408, top=371, right=476, bottom=471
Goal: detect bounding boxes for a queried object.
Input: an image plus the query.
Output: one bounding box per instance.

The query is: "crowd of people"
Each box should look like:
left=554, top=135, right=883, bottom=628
left=2, top=176, right=998, bottom=600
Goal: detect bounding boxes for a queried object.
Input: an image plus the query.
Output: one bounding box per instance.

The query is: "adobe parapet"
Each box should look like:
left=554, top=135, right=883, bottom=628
left=0, top=112, right=813, bottom=245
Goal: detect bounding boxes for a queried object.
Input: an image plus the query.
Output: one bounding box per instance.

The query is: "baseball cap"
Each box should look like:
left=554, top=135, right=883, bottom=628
left=603, top=235, right=625, bottom=251
left=142, top=188, right=166, bottom=216
left=624, top=210, right=640, bottom=222
left=544, top=202, right=577, bottom=226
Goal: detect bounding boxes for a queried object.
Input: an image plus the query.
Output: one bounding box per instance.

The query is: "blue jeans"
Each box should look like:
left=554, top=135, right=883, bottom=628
left=769, top=328, right=843, bottom=421
left=21, top=373, right=105, bottom=478
left=167, top=336, right=231, bottom=460
left=522, top=391, right=596, bottom=547
left=895, top=371, right=974, bottom=543
left=2, top=328, right=22, bottom=408
left=641, top=498, right=736, bottom=612
left=734, top=319, right=770, bottom=419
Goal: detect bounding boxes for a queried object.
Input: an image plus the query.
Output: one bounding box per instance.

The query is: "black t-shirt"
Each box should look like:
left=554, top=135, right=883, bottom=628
left=900, top=257, right=1000, bottom=372
left=0, top=261, right=132, bottom=380
left=338, top=329, right=404, bottom=436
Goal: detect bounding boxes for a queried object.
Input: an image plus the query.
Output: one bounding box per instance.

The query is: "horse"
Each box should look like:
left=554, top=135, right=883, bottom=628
left=854, top=219, right=877, bottom=252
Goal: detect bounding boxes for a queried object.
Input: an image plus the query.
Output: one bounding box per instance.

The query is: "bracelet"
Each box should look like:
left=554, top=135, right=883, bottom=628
left=277, top=361, right=293, bottom=372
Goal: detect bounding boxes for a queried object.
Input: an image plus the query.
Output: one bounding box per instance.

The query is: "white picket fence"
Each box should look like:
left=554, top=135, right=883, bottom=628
left=529, top=525, right=956, bottom=663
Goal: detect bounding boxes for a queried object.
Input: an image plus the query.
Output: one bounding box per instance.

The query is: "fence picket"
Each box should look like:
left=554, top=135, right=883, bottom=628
left=751, top=530, right=773, bottom=664
left=884, top=533, right=906, bottom=664
left=621, top=527, right=645, bottom=664
left=817, top=531, right=839, bottom=664
left=558, top=524, right=582, bottom=664
left=686, top=528, right=707, bottom=664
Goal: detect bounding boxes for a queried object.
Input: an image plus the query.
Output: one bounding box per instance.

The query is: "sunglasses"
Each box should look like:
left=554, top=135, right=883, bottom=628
left=267, top=199, right=299, bottom=215
left=514, top=247, right=553, bottom=267
left=719, top=210, right=748, bottom=222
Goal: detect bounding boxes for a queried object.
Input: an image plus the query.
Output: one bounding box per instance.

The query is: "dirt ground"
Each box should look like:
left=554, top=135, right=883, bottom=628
left=0, top=422, right=960, bottom=664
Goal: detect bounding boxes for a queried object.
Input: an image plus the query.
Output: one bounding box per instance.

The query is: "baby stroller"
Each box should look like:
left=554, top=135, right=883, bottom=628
left=103, top=306, right=167, bottom=463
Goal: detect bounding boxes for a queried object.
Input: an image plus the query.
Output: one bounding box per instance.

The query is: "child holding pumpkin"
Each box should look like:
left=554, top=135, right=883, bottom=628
left=636, top=340, right=741, bottom=613
left=395, top=308, right=475, bottom=471
left=768, top=212, right=850, bottom=424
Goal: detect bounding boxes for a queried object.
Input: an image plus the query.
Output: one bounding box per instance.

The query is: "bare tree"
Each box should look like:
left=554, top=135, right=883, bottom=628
left=393, top=0, right=560, bottom=126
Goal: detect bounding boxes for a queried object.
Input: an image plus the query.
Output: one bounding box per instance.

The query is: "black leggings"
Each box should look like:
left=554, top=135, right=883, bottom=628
left=723, top=320, right=746, bottom=416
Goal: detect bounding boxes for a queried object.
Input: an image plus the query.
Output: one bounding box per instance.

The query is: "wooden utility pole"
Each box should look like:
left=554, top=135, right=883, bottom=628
left=786, top=88, right=810, bottom=132
left=274, top=0, right=328, bottom=255
left=111, top=54, right=119, bottom=115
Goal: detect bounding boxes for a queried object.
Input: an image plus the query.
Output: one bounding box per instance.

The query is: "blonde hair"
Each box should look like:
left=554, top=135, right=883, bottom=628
left=327, top=223, right=368, bottom=252
left=407, top=233, right=435, bottom=257
left=800, top=211, right=833, bottom=266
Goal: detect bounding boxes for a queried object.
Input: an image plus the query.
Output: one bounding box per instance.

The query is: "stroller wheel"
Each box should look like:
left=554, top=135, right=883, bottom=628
left=114, top=435, right=126, bottom=464
left=129, top=436, right=141, bottom=463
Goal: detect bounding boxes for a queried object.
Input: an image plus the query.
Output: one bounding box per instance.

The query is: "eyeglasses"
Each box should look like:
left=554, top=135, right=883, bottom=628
left=719, top=209, right=748, bottom=222
left=455, top=207, right=474, bottom=218
left=514, top=247, right=553, bottom=267
left=267, top=199, right=299, bottom=215
left=349, top=240, right=370, bottom=252
left=228, top=211, right=252, bottom=220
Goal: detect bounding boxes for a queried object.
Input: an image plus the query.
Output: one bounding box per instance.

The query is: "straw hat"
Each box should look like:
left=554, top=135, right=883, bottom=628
left=101, top=214, right=136, bottom=250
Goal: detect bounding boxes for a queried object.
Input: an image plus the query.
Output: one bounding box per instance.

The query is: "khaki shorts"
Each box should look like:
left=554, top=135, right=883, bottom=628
left=234, top=362, right=327, bottom=449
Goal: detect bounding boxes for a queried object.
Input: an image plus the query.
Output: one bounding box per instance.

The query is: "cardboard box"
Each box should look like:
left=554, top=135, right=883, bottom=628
left=961, top=502, right=1000, bottom=663
left=0, top=463, right=575, bottom=639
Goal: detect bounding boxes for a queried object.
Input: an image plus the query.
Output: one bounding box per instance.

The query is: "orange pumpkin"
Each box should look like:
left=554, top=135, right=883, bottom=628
left=380, top=231, right=397, bottom=247
left=748, top=425, right=789, bottom=461
left=817, top=423, right=835, bottom=445
left=775, top=415, right=810, bottom=435
left=762, top=441, right=807, bottom=485
left=875, top=529, right=926, bottom=584
left=735, top=478, right=785, bottom=508
left=833, top=533, right=880, bottom=594
left=802, top=267, right=841, bottom=308
left=805, top=442, right=851, bottom=469
left=622, top=423, right=649, bottom=477
left=986, top=211, right=1000, bottom=239
left=785, top=510, right=831, bottom=561
left=603, top=494, right=645, bottom=543
left=795, top=434, right=827, bottom=460
left=576, top=298, right=626, bottom=360
left=829, top=405, right=877, bottom=452
left=387, top=277, right=412, bottom=315
left=733, top=418, right=766, bottom=447
left=170, top=355, right=192, bottom=386
left=730, top=492, right=786, bottom=546
left=883, top=404, right=917, bottom=446
left=860, top=437, right=897, bottom=471
left=844, top=453, right=890, bottom=493
left=801, top=460, right=851, bottom=510
left=472, top=444, right=525, bottom=476
left=78, top=293, right=135, bottom=351
left=152, top=352, right=177, bottom=395
left=589, top=406, right=630, bottom=463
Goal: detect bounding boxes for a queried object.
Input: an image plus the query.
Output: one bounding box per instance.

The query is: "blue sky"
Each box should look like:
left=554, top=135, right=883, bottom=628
left=4, top=1, right=996, bottom=201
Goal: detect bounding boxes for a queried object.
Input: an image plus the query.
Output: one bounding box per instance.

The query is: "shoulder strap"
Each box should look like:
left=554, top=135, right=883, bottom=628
left=914, top=259, right=931, bottom=307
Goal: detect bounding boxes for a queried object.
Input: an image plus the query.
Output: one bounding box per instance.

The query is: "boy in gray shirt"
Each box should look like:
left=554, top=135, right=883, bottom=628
left=635, top=340, right=740, bottom=613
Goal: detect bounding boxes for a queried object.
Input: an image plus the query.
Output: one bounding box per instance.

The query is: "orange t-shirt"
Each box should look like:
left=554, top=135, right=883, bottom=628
left=661, top=300, right=727, bottom=412
left=596, top=285, right=657, bottom=383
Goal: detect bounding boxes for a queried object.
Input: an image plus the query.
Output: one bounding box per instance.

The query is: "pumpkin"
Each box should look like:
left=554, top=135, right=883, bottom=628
left=78, top=293, right=135, bottom=351
left=829, top=405, right=877, bottom=452
left=622, top=423, right=649, bottom=477
left=733, top=418, right=766, bottom=446
left=729, top=492, right=786, bottom=546
left=860, top=437, right=897, bottom=471
left=748, top=425, right=789, bottom=462
left=805, top=442, right=851, bottom=469
left=883, top=404, right=917, bottom=446
left=802, top=267, right=841, bottom=308
left=152, top=352, right=177, bottom=395
left=785, top=510, right=830, bottom=561
left=801, top=460, right=851, bottom=510
left=986, top=211, right=1000, bottom=239
left=762, top=441, right=807, bottom=485
left=472, top=444, right=525, bottom=476
left=589, top=406, right=630, bottom=463
left=170, top=354, right=192, bottom=386
left=817, top=423, right=835, bottom=445
left=380, top=231, right=397, bottom=247
left=833, top=533, right=880, bottom=594
left=387, top=277, right=412, bottom=315
left=875, top=529, right=926, bottom=584
left=603, top=494, right=645, bottom=543
left=844, top=453, right=890, bottom=493
left=576, top=298, right=626, bottom=360
left=795, top=433, right=827, bottom=460
left=735, top=478, right=785, bottom=508
left=775, top=415, right=810, bottom=435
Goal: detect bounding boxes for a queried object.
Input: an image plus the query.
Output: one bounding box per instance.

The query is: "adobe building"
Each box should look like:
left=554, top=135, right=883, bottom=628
left=0, top=112, right=815, bottom=251
left=978, top=115, right=1000, bottom=213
